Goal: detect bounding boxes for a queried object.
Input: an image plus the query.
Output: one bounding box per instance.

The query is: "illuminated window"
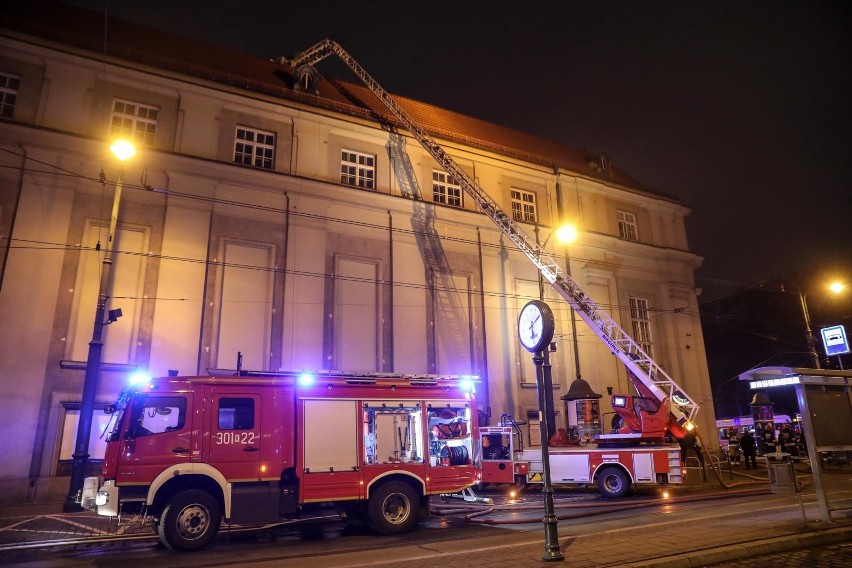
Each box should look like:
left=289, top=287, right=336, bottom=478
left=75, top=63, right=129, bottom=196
left=340, top=149, right=375, bottom=189
left=629, top=297, right=653, bottom=357
left=110, top=99, right=159, bottom=145
left=511, top=188, right=537, bottom=222
left=234, top=126, right=276, bottom=170
left=432, top=170, right=462, bottom=207
left=617, top=210, right=638, bottom=241
left=0, top=72, right=19, bottom=117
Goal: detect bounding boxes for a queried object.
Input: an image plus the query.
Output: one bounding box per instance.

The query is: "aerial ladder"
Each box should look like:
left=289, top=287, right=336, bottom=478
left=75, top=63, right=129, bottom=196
left=276, top=39, right=699, bottom=440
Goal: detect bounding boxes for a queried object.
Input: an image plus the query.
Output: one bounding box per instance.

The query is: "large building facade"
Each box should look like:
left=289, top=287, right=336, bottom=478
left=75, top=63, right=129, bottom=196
left=0, top=2, right=715, bottom=504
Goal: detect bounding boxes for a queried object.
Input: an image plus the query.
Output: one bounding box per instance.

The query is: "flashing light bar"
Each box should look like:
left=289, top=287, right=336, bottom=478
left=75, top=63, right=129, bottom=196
left=128, top=371, right=151, bottom=386
left=749, top=376, right=801, bottom=389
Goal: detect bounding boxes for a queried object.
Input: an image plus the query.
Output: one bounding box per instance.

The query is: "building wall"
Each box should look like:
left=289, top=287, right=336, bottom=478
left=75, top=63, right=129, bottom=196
left=0, top=31, right=716, bottom=504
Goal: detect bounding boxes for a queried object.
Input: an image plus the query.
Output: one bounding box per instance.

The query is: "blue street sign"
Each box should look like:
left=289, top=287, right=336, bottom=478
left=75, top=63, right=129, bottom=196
left=821, top=325, right=849, bottom=356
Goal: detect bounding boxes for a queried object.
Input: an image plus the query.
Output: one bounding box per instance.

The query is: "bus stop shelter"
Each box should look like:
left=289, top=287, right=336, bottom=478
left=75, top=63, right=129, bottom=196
left=738, top=366, right=852, bottom=523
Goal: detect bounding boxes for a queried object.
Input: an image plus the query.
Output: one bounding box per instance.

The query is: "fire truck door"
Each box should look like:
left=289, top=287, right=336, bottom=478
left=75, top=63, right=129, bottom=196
left=116, top=393, right=192, bottom=483
left=208, top=391, right=262, bottom=481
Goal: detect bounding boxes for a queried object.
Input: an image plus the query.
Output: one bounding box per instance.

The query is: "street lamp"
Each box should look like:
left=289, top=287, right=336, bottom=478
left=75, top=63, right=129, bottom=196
left=533, top=223, right=578, bottom=441
left=64, top=140, right=136, bottom=511
left=798, top=280, right=846, bottom=370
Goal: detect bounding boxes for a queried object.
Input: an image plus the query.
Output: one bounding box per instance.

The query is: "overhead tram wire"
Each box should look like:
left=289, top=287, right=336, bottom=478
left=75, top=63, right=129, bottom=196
left=5, top=235, right=713, bottom=318
left=0, top=148, right=713, bottom=302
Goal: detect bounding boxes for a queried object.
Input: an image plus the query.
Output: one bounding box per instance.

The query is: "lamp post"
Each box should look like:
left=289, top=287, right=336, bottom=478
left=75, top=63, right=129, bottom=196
left=64, top=140, right=136, bottom=511
left=518, top=300, right=563, bottom=562
left=798, top=291, right=820, bottom=369
left=798, top=281, right=846, bottom=370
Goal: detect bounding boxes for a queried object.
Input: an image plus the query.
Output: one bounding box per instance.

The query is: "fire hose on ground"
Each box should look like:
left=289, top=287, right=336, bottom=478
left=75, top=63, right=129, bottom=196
left=431, top=485, right=777, bottom=525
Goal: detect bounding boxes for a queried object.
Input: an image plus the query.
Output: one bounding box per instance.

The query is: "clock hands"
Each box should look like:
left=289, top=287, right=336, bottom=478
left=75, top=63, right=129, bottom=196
left=528, top=314, right=541, bottom=341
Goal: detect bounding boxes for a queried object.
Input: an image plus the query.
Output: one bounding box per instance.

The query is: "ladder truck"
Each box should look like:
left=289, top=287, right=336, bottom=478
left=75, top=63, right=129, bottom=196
left=277, top=40, right=700, bottom=497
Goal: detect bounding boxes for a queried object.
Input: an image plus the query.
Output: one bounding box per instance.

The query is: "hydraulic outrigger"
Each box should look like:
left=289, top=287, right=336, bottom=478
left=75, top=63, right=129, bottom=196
left=276, top=39, right=699, bottom=438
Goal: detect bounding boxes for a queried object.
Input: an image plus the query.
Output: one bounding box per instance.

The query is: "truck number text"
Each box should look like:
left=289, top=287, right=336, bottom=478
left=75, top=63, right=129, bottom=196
left=215, top=432, right=258, bottom=445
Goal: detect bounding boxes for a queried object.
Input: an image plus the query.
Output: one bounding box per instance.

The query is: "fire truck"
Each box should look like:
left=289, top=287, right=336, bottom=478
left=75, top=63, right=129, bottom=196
left=480, top=418, right=683, bottom=500
left=81, top=371, right=480, bottom=551
left=270, top=40, right=700, bottom=499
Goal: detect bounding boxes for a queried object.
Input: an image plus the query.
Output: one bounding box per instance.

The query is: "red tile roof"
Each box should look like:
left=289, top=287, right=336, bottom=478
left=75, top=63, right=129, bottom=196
left=2, top=0, right=674, bottom=200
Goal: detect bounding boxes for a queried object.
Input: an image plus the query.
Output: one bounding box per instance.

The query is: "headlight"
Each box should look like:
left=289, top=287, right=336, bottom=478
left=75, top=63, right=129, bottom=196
left=95, top=490, right=109, bottom=507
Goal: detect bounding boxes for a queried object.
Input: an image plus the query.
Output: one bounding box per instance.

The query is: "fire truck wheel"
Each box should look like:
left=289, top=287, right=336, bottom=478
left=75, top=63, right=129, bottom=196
left=597, top=467, right=630, bottom=499
left=367, top=481, right=420, bottom=535
left=157, top=489, right=221, bottom=551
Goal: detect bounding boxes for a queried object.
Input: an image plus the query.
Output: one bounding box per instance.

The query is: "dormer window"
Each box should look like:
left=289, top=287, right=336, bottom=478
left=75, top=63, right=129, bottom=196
left=295, top=64, right=320, bottom=94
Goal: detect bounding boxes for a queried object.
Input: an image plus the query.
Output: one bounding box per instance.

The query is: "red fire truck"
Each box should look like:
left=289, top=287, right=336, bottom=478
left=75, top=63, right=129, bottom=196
left=480, top=422, right=683, bottom=499
left=81, top=371, right=480, bottom=551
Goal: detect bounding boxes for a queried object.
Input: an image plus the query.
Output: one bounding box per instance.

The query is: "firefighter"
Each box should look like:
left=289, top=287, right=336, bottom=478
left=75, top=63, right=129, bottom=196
left=727, top=427, right=740, bottom=464
left=778, top=424, right=795, bottom=456
left=678, top=429, right=704, bottom=467
left=739, top=429, right=757, bottom=469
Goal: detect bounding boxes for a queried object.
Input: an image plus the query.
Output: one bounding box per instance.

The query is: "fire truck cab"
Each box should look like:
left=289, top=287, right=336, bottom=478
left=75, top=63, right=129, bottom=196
left=82, top=371, right=480, bottom=551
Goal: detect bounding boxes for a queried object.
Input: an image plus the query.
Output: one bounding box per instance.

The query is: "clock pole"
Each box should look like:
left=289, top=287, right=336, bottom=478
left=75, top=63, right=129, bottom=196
left=534, top=349, right=565, bottom=561
left=518, top=300, right=563, bottom=561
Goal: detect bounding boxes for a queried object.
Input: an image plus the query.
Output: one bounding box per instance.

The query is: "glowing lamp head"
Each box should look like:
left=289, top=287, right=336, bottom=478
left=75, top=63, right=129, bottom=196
left=828, top=281, right=845, bottom=295
left=662, top=490, right=670, bottom=499
left=297, top=373, right=314, bottom=387
left=459, top=376, right=476, bottom=393
left=109, top=140, right=136, bottom=162
left=554, top=224, right=578, bottom=245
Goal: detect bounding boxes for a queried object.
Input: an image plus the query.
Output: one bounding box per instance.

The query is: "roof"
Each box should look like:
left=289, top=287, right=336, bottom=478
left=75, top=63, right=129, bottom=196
left=2, top=0, right=676, bottom=201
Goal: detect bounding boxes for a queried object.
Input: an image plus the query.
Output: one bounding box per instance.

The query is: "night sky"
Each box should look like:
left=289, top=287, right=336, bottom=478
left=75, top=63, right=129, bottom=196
left=59, top=1, right=852, bottom=410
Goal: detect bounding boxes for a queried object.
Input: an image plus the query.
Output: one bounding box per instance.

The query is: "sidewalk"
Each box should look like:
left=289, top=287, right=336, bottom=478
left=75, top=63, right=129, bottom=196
left=2, top=464, right=851, bottom=567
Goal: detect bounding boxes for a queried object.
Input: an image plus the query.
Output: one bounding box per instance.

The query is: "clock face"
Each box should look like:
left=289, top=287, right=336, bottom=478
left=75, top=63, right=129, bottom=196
left=518, top=300, right=555, bottom=353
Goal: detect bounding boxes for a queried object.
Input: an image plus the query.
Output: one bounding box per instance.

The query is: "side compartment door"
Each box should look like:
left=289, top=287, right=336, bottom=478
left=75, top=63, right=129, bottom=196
left=301, top=399, right=360, bottom=501
left=208, top=391, right=262, bottom=481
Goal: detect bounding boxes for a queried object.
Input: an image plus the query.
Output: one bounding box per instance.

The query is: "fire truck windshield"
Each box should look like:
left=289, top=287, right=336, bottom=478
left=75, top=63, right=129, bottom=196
left=104, top=403, right=127, bottom=443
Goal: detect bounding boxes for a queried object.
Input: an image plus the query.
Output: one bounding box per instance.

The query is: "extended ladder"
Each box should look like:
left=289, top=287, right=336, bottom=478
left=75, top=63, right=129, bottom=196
left=277, top=39, right=699, bottom=425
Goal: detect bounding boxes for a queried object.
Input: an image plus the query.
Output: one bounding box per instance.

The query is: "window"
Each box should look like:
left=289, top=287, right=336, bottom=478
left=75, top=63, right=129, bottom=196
left=511, top=188, right=537, bottom=222
left=340, top=149, right=375, bottom=189
left=629, top=297, right=653, bottom=357
left=218, top=398, right=255, bottom=430
left=432, top=170, right=462, bottom=207
left=234, top=126, right=276, bottom=170
left=59, top=406, right=111, bottom=461
left=0, top=72, right=20, bottom=117
left=111, top=99, right=159, bottom=145
left=133, top=396, right=187, bottom=437
left=617, top=210, right=639, bottom=241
